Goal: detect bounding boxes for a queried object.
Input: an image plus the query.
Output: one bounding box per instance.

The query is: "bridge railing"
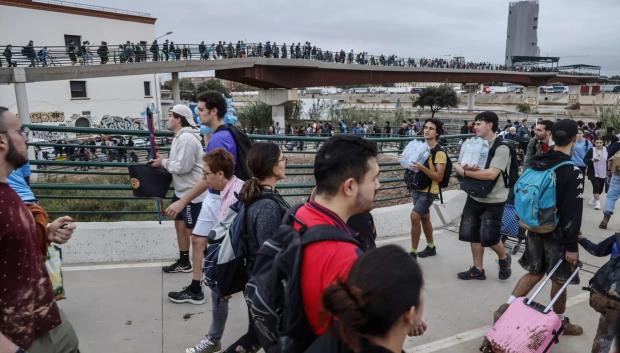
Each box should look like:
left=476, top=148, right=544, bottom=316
left=24, top=124, right=472, bottom=221
left=0, top=42, right=583, bottom=75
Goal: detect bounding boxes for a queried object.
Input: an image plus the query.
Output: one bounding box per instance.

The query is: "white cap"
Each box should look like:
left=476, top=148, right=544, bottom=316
left=170, top=104, right=196, bottom=127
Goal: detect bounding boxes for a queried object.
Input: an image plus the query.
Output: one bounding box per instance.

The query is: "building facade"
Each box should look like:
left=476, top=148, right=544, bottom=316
left=505, top=0, right=540, bottom=66
left=0, top=0, right=158, bottom=127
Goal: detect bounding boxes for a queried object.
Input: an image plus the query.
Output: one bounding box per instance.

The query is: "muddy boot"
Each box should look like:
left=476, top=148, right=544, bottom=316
left=599, top=213, right=611, bottom=229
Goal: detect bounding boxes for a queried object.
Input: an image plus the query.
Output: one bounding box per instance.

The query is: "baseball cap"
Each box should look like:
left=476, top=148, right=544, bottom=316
left=551, top=119, right=578, bottom=141
left=170, top=104, right=196, bottom=127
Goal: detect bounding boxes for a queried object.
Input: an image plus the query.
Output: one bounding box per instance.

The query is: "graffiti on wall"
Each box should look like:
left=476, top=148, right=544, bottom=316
left=30, top=111, right=65, bottom=123
left=99, top=115, right=145, bottom=130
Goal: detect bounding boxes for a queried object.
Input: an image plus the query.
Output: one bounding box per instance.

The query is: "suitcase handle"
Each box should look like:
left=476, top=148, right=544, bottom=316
left=526, top=259, right=582, bottom=313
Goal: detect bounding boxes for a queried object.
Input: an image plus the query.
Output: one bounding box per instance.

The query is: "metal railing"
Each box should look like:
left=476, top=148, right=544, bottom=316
left=25, top=124, right=471, bottom=221
left=0, top=42, right=588, bottom=75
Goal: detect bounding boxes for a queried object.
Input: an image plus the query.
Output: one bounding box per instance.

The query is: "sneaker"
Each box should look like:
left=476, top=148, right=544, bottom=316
left=562, top=317, right=583, bottom=336
left=493, top=303, right=510, bottom=323
left=162, top=259, right=192, bottom=273
left=588, top=197, right=596, bottom=206
left=185, top=337, right=221, bottom=353
left=409, top=251, right=418, bottom=260
left=498, top=254, right=512, bottom=280
left=417, top=246, right=437, bottom=258
left=168, top=286, right=205, bottom=305
left=457, top=266, right=486, bottom=280
left=594, top=200, right=601, bottom=210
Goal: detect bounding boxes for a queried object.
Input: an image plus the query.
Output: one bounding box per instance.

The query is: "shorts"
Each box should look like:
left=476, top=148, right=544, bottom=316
left=592, top=177, right=606, bottom=195
left=518, top=233, right=580, bottom=284
left=192, top=191, right=221, bottom=237
left=412, top=191, right=437, bottom=216
left=171, top=195, right=202, bottom=229
left=458, top=196, right=504, bottom=247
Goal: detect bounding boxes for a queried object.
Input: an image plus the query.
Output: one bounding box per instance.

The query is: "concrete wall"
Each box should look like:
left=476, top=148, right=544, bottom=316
left=61, top=190, right=467, bottom=264
left=0, top=4, right=157, bottom=120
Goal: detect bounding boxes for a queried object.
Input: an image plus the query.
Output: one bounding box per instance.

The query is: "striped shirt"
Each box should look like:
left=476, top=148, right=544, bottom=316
left=218, top=176, right=245, bottom=220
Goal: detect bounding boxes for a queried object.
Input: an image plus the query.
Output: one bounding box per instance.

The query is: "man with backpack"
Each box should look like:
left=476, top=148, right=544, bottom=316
left=455, top=111, right=515, bottom=281
left=406, top=118, right=450, bottom=258
left=244, top=135, right=379, bottom=353
left=572, top=129, right=593, bottom=175
left=165, top=91, right=250, bottom=304
left=494, top=119, right=584, bottom=336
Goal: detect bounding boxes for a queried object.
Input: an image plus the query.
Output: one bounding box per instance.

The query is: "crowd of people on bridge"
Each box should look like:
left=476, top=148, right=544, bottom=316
left=2, top=97, right=620, bottom=353
left=1, top=39, right=578, bottom=74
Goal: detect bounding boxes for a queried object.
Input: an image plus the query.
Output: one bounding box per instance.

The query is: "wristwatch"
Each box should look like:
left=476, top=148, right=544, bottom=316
left=15, top=348, right=26, bottom=353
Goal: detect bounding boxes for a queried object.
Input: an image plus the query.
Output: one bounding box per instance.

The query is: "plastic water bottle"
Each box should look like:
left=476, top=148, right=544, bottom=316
left=459, top=138, right=470, bottom=165
left=416, top=143, right=430, bottom=165
left=478, top=139, right=490, bottom=168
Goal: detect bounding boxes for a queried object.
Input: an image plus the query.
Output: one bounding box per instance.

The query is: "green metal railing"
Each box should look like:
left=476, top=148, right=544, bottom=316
left=25, top=124, right=470, bottom=220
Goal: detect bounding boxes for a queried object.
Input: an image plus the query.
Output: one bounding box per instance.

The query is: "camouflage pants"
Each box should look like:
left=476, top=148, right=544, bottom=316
left=590, top=291, right=620, bottom=353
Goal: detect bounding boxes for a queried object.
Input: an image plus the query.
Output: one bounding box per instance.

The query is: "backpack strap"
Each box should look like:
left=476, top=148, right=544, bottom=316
left=547, top=160, right=576, bottom=173
left=301, top=225, right=361, bottom=248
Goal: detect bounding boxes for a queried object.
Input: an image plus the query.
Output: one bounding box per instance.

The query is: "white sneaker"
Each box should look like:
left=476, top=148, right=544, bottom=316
left=588, top=197, right=596, bottom=206
left=595, top=201, right=601, bottom=210
left=185, top=337, right=221, bottom=353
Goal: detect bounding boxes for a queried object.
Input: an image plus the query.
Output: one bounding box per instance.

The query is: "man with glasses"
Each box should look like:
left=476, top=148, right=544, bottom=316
left=0, top=107, right=79, bottom=353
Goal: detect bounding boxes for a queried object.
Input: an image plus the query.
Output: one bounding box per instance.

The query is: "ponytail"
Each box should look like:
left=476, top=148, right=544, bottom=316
left=238, top=177, right=263, bottom=204
left=321, top=281, right=367, bottom=353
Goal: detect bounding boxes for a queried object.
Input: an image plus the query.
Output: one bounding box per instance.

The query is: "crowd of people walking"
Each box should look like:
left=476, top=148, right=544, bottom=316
left=1, top=98, right=619, bottom=353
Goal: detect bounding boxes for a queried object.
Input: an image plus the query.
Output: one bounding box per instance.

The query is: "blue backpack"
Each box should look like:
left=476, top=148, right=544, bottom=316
left=514, top=160, right=575, bottom=233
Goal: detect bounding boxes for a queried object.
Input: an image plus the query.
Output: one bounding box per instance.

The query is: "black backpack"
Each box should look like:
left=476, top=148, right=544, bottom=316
left=403, top=145, right=453, bottom=198
left=590, top=234, right=620, bottom=301
left=214, top=125, right=252, bottom=180
left=244, top=205, right=361, bottom=353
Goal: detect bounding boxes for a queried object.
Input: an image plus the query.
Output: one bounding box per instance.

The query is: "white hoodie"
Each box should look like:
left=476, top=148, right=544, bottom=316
left=162, top=127, right=205, bottom=202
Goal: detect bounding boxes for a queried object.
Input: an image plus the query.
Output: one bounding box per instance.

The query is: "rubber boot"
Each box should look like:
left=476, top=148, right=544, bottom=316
left=599, top=213, right=611, bottom=229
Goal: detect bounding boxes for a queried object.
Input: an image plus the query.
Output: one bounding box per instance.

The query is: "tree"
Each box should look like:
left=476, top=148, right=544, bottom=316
left=237, top=101, right=272, bottom=130
left=196, top=79, right=231, bottom=98
left=162, top=78, right=196, bottom=101
left=516, top=103, right=531, bottom=113
left=412, top=85, right=459, bottom=117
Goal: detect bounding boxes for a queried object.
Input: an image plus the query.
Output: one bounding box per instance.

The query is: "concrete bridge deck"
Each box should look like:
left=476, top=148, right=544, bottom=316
left=57, top=187, right=611, bottom=353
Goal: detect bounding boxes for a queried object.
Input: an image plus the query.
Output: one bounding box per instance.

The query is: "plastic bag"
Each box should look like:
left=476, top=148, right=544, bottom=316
left=458, top=137, right=490, bottom=169
left=400, top=140, right=430, bottom=169
left=46, top=244, right=65, bottom=300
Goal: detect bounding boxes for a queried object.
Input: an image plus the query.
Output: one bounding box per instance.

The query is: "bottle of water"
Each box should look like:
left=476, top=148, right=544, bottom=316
left=459, top=138, right=470, bottom=165
left=416, top=143, right=430, bottom=166
left=478, top=139, right=490, bottom=168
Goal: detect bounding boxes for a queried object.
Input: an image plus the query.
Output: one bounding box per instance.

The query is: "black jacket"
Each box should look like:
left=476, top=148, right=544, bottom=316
left=530, top=151, right=584, bottom=251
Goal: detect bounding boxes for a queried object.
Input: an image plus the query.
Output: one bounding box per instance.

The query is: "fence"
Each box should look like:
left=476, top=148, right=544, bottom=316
left=24, top=124, right=471, bottom=221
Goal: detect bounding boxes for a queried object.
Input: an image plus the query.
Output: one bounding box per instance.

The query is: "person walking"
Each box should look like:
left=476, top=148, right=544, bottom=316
left=150, top=104, right=205, bottom=276
left=454, top=111, right=512, bottom=281
left=585, top=136, right=608, bottom=210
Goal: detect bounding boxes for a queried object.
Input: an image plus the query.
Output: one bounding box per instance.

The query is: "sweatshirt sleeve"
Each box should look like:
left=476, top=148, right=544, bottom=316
left=557, top=165, right=584, bottom=252
left=578, top=235, right=615, bottom=257
left=163, top=134, right=200, bottom=175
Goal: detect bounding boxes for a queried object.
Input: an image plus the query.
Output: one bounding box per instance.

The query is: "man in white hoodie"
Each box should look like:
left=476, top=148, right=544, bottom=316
left=150, top=104, right=205, bottom=281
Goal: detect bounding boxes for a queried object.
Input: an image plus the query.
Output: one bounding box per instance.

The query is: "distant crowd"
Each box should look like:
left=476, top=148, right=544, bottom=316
left=1, top=39, right=569, bottom=74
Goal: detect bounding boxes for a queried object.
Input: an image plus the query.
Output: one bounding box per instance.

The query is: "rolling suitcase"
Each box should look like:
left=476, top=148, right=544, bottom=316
left=485, top=259, right=582, bottom=353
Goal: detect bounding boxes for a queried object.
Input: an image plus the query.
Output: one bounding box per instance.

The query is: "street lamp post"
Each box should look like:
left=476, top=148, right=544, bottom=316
left=153, top=31, right=173, bottom=129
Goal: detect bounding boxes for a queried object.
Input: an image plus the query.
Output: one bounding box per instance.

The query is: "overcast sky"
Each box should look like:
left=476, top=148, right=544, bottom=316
left=91, top=0, right=619, bottom=75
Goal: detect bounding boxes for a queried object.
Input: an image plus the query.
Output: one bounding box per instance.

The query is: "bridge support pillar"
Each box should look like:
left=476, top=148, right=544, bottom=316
left=568, top=85, right=581, bottom=106
left=258, top=89, right=299, bottom=133
left=467, top=93, right=475, bottom=111
left=13, top=68, right=30, bottom=123
left=171, top=72, right=181, bottom=104
left=522, top=86, right=539, bottom=112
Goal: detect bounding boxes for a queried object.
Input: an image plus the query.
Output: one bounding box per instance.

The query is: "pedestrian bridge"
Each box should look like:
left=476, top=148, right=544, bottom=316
left=0, top=57, right=601, bottom=87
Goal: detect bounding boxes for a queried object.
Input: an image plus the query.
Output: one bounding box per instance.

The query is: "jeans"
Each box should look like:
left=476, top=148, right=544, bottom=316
left=207, top=289, right=229, bottom=342
left=604, top=175, right=620, bottom=215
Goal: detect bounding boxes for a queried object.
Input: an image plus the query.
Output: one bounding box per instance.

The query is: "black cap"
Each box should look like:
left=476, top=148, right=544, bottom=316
left=552, top=119, right=578, bottom=141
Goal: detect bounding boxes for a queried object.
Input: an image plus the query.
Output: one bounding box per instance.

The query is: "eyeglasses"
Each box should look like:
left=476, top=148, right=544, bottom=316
left=0, top=126, right=30, bottom=138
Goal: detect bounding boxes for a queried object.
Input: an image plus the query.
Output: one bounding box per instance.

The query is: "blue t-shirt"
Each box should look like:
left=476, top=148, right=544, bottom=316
left=205, top=129, right=238, bottom=192
left=7, top=163, right=36, bottom=202
left=571, top=140, right=592, bottom=167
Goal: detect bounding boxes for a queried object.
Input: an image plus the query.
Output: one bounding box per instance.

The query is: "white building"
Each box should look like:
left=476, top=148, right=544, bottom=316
left=0, top=0, right=158, bottom=127
left=505, top=0, right=540, bottom=66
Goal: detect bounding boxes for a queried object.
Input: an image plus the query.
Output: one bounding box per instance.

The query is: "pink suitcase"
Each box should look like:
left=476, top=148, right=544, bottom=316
left=485, top=260, right=582, bottom=353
